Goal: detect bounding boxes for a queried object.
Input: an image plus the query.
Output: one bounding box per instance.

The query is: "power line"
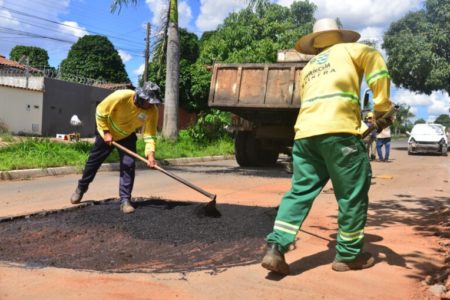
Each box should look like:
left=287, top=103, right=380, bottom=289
left=0, top=4, right=146, bottom=47
left=0, top=25, right=145, bottom=57
left=0, top=27, right=76, bottom=44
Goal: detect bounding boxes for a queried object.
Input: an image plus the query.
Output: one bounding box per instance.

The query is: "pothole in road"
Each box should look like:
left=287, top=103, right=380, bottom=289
left=0, top=198, right=276, bottom=273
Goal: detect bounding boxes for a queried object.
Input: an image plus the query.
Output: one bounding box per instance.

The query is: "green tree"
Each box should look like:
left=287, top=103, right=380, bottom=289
left=414, top=118, right=426, bottom=124
left=148, top=28, right=201, bottom=112
left=188, top=1, right=315, bottom=113
left=392, top=103, right=414, bottom=135
left=434, top=114, right=450, bottom=128
left=198, top=1, right=315, bottom=65
left=111, top=0, right=180, bottom=140
left=383, top=0, right=450, bottom=94
left=60, top=35, right=129, bottom=83
left=9, top=46, right=50, bottom=69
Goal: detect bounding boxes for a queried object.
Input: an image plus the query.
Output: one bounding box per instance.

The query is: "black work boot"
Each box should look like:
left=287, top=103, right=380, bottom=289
left=120, top=199, right=135, bottom=214
left=332, top=252, right=375, bottom=272
left=70, top=187, right=86, bottom=204
left=261, top=243, right=290, bottom=275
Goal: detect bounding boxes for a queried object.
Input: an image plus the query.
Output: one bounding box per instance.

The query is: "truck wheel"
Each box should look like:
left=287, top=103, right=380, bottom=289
left=235, top=132, right=251, bottom=166
left=245, top=133, right=261, bottom=166
left=259, top=149, right=279, bottom=165
left=245, top=135, right=279, bottom=166
left=235, top=132, right=279, bottom=167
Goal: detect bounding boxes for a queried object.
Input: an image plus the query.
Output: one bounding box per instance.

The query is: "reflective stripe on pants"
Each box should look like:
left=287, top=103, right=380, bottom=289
left=266, top=133, right=372, bottom=261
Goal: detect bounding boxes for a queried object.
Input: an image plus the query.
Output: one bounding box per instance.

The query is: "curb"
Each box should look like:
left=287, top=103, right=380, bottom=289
left=0, top=155, right=235, bottom=181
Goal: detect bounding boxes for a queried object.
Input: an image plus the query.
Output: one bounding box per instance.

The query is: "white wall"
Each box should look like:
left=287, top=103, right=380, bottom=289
left=0, top=85, right=44, bottom=135
left=0, top=76, right=44, bottom=90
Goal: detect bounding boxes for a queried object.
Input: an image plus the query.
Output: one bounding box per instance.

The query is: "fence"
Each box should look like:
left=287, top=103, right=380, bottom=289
left=0, top=67, right=111, bottom=90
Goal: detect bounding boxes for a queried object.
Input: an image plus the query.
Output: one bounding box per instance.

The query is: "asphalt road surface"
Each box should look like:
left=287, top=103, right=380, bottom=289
left=0, top=146, right=449, bottom=300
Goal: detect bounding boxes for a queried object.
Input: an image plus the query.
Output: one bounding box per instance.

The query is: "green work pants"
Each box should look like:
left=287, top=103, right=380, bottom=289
left=266, top=134, right=372, bottom=261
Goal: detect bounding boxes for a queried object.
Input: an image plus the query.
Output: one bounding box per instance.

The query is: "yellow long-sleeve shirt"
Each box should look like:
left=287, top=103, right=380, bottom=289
left=294, top=42, right=392, bottom=140
left=95, top=89, right=158, bottom=156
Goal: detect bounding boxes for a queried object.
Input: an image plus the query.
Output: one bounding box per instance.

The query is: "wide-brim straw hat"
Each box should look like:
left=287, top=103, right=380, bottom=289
left=295, top=18, right=360, bottom=55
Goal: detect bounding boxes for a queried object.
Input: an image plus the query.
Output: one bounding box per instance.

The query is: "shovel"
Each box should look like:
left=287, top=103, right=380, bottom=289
left=112, top=141, right=221, bottom=218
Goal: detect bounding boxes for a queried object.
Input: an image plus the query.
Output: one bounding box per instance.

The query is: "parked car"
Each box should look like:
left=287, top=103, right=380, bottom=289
left=407, top=123, right=448, bottom=156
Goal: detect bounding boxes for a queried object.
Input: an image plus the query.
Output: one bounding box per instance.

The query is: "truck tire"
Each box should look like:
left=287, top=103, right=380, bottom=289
left=235, top=132, right=279, bottom=167
left=235, top=131, right=251, bottom=166
left=260, top=149, right=279, bottom=165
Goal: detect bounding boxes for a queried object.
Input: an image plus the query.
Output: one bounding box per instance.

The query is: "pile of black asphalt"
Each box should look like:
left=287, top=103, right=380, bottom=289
left=0, top=198, right=277, bottom=273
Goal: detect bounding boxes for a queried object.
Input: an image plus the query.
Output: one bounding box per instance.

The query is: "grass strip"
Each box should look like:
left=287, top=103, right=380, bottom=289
left=0, top=132, right=234, bottom=171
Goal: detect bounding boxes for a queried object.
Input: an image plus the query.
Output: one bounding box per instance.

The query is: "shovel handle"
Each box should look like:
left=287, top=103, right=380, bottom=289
left=112, top=141, right=216, bottom=201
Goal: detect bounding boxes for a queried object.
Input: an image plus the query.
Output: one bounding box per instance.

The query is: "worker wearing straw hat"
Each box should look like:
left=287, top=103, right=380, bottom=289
left=262, top=18, right=393, bottom=275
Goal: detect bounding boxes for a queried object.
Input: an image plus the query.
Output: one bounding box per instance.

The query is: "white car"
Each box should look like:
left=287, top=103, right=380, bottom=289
left=407, top=123, right=448, bottom=156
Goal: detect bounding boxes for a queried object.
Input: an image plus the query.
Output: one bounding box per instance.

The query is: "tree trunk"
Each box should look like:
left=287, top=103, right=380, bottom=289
left=162, top=0, right=179, bottom=140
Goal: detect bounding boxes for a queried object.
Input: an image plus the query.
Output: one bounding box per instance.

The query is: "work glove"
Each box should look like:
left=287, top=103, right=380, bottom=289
left=374, top=111, right=394, bottom=133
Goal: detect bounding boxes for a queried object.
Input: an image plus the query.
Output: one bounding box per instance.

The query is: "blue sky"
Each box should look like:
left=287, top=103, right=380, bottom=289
left=0, top=0, right=449, bottom=122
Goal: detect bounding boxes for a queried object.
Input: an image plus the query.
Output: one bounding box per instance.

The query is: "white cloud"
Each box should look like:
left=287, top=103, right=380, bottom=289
left=195, top=0, right=246, bottom=31
left=59, top=21, right=88, bottom=38
left=118, top=50, right=132, bottom=63
left=179, top=0, right=193, bottom=29
left=143, top=0, right=192, bottom=34
left=395, top=89, right=450, bottom=121
left=134, top=63, right=145, bottom=76
left=145, top=0, right=169, bottom=26
left=0, top=0, right=74, bottom=62
left=359, top=26, right=384, bottom=43
left=396, top=89, right=433, bottom=106
left=428, top=95, right=450, bottom=116
left=409, top=106, right=418, bottom=116
left=427, top=115, right=437, bottom=123
left=277, top=0, right=422, bottom=29
left=0, top=8, right=20, bottom=27
left=275, top=0, right=423, bottom=51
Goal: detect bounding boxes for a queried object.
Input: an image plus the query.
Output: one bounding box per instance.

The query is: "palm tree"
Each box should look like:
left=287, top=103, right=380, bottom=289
left=111, top=0, right=179, bottom=140
left=246, top=0, right=269, bottom=11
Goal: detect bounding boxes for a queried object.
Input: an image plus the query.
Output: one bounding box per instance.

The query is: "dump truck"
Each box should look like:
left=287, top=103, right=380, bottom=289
left=208, top=50, right=312, bottom=167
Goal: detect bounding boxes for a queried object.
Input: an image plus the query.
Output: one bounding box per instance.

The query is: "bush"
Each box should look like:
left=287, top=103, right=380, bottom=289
left=186, top=110, right=231, bottom=144
left=0, top=119, right=8, bottom=134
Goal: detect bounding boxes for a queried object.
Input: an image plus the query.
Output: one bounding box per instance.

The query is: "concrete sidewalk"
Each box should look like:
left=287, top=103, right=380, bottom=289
left=0, top=155, right=234, bottom=181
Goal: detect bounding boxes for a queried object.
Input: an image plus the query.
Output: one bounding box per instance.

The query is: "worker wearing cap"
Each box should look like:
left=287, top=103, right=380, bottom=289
left=262, top=18, right=393, bottom=274
left=70, top=81, right=162, bottom=214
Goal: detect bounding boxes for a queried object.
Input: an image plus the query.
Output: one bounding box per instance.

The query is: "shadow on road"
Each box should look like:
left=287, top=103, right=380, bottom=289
left=165, top=163, right=292, bottom=179
left=267, top=195, right=448, bottom=280
left=367, top=196, right=449, bottom=281
left=285, top=233, right=408, bottom=277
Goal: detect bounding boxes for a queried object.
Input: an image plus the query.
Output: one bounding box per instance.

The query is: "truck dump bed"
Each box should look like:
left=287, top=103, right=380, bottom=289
left=208, top=63, right=306, bottom=125
left=207, top=56, right=310, bottom=167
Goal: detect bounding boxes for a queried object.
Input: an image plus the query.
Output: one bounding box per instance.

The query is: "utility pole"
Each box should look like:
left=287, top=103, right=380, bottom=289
left=143, top=22, right=151, bottom=84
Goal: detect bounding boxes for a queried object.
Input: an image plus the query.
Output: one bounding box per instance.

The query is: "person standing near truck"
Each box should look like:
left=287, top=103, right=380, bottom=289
left=261, top=18, right=393, bottom=275
left=376, top=126, right=392, bottom=162
left=70, top=81, right=161, bottom=214
left=364, top=112, right=377, bottom=160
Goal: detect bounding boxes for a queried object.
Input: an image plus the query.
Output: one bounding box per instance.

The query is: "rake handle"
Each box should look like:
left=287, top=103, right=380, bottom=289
left=112, top=141, right=216, bottom=201
left=361, top=106, right=398, bottom=139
